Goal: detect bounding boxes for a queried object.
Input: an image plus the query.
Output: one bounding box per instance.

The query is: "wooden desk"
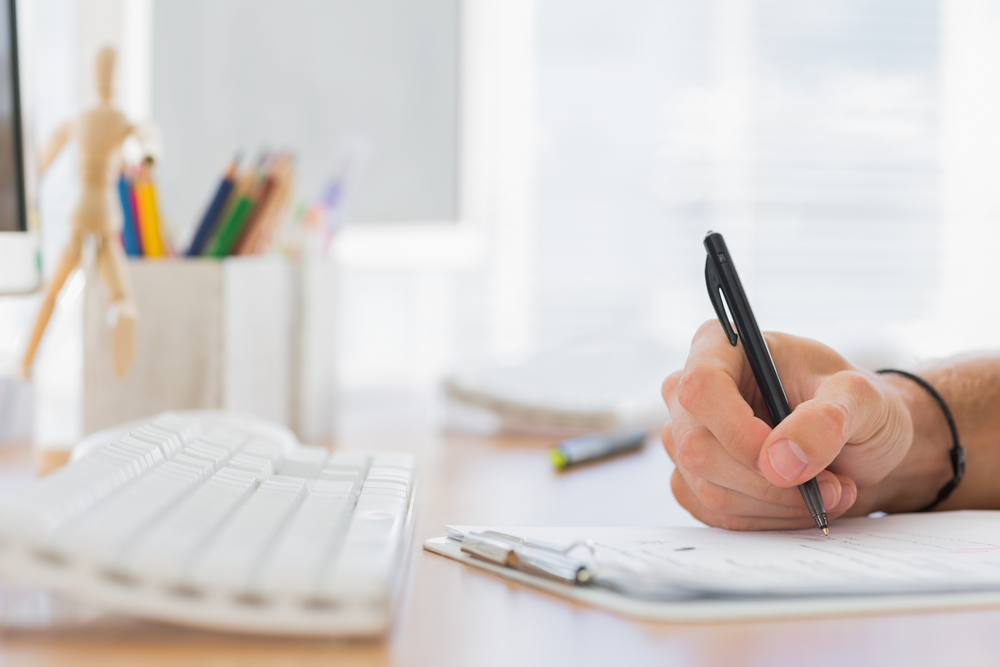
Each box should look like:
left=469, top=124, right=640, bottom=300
left=2, top=401, right=1000, bottom=667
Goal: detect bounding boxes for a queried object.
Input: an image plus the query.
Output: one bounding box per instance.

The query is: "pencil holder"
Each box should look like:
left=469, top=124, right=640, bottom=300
left=81, top=256, right=337, bottom=441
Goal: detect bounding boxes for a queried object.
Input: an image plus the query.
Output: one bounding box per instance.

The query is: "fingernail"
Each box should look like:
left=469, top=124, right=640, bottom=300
left=767, top=439, right=808, bottom=481
left=819, top=479, right=837, bottom=508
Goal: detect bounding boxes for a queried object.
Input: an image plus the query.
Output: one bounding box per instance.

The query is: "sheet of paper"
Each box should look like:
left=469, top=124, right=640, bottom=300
left=446, top=511, right=1000, bottom=599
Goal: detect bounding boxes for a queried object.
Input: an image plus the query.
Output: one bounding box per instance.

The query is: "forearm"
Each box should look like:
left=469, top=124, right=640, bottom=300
left=878, top=357, right=1000, bottom=512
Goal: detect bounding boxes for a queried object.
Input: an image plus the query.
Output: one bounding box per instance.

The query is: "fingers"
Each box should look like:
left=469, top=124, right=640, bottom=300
left=663, top=372, right=860, bottom=525
left=662, top=411, right=816, bottom=510
left=670, top=469, right=856, bottom=531
left=674, top=322, right=773, bottom=469
left=664, top=322, right=879, bottom=531
left=673, top=464, right=845, bottom=519
left=757, top=370, right=899, bottom=488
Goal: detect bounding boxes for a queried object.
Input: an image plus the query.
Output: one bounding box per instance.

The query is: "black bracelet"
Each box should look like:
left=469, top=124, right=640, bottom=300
left=876, top=369, right=965, bottom=512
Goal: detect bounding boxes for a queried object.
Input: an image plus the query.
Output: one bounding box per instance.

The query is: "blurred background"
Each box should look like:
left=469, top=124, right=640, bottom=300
left=3, top=0, right=1000, bottom=444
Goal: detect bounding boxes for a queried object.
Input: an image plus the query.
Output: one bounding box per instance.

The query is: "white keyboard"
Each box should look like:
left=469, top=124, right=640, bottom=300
left=0, top=411, right=416, bottom=637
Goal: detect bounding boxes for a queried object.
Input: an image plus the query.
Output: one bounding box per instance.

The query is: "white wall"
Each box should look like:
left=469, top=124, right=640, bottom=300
left=152, top=0, right=459, bottom=233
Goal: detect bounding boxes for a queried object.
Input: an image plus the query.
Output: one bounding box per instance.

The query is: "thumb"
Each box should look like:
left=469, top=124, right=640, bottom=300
left=756, top=371, right=886, bottom=488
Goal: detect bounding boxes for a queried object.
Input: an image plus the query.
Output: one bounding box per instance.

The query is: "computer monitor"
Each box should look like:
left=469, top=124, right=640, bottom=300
left=0, top=0, right=37, bottom=295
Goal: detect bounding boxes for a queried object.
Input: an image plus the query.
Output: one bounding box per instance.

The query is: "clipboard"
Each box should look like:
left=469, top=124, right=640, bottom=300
left=424, top=521, right=1000, bottom=623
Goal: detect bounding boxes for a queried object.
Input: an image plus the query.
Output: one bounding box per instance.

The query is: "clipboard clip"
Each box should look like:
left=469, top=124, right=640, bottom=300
left=448, top=529, right=703, bottom=601
left=458, top=531, right=594, bottom=586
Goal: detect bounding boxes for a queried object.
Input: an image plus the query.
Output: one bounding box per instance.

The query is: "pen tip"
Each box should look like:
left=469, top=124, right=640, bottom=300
left=822, top=527, right=829, bottom=537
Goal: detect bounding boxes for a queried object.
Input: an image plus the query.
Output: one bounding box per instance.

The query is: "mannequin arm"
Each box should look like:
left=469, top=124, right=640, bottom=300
left=37, top=122, right=73, bottom=175
left=127, top=121, right=162, bottom=164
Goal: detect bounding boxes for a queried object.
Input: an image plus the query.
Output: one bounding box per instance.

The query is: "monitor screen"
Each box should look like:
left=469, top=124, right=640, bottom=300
left=0, top=0, right=24, bottom=233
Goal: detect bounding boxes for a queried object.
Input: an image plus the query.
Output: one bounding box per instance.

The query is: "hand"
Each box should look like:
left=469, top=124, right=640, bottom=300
left=661, top=320, right=915, bottom=530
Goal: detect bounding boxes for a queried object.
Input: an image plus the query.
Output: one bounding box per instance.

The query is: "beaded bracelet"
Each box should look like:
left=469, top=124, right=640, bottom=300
left=876, top=369, right=965, bottom=512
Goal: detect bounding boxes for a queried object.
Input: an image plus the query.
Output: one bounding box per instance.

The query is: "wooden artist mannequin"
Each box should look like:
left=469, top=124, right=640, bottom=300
left=21, top=46, right=152, bottom=379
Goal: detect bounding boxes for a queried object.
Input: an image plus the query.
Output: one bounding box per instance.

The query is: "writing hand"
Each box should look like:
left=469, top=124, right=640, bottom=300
left=661, top=321, right=914, bottom=530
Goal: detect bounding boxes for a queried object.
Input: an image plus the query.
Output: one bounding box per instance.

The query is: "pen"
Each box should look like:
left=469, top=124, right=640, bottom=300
left=703, top=231, right=829, bottom=535
left=549, top=428, right=647, bottom=470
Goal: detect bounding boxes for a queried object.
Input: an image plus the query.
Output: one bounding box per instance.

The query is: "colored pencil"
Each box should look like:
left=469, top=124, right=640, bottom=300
left=134, top=166, right=165, bottom=257
left=186, top=157, right=239, bottom=256
left=204, top=160, right=261, bottom=257
left=118, top=172, right=141, bottom=256
left=243, top=154, right=294, bottom=255
left=128, top=169, right=145, bottom=255
left=232, top=173, right=275, bottom=255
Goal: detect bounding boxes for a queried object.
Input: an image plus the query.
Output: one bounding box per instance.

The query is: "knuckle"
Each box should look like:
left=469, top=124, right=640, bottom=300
left=675, top=431, right=708, bottom=474
left=811, top=400, right=851, bottom=440
left=697, top=482, right=731, bottom=513
left=675, top=366, right=708, bottom=412
left=695, top=318, right=720, bottom=339
left=838, top=370, right=875, bottom=401
left=661, top=371, right=682, bottom=403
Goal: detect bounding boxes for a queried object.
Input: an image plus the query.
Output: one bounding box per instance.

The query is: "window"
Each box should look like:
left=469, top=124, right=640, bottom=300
left=533, top=0, right=998, bottom=364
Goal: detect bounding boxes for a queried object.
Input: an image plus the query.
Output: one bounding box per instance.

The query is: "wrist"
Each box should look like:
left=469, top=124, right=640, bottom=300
left=874, top=373, right=953, bottom=513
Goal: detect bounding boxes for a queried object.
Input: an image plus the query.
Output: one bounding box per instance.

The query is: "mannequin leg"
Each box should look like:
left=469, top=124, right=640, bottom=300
left=95, top=235, right=136, bottom=378
left=20, top=233, right=84, bottom=378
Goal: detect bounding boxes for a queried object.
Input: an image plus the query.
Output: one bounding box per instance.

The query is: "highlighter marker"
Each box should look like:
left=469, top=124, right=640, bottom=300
left=550, top=429, right=647, bottom=470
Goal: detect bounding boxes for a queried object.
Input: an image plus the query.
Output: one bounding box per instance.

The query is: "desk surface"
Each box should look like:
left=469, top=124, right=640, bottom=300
left=2, top=398, right=1000, bottom=667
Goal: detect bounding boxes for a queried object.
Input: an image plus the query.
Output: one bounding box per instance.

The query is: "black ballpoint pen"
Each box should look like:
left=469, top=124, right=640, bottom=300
left=702, top=231, right=830, bottom=535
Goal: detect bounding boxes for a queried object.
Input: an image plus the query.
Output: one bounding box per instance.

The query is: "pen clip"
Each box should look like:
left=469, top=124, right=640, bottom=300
left=704, top=255, right=738, bottom=346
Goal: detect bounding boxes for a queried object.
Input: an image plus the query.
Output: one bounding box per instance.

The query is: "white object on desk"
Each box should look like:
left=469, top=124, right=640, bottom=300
left=0, top=410, right=415, bottom=637
left=425, top=512, right=1000, bottom=622
left=443, top=338, right=678, bottom=433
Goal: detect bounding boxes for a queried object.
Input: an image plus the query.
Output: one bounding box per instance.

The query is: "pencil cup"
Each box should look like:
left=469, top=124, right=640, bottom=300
left=83, top=257, right=296, bottom=435
left=289, top=258, right=338, bottom=443
left=81, top=256, right=338, bottom=443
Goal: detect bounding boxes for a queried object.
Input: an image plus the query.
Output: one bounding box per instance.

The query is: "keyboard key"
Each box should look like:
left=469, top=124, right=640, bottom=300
left=225, top=437, right=286, bottom=475
left=325, top=451, right=370, bottom=470
left=53, top=460, right=209, bottom=565
left=122, top=431, right=180, bottom=459
left=188, top=477, right=308, bottom=593
left=2, top=440, right=166, bottom=539
left=240, top=438, right=287, bottom=469
left=121, top=466, right=260, bottom=584
left=277, top=445, right=328, bottom=478
left=316, top=474, right=410, bottom=606
left=150, top=413, right=199, bottom=440
left=256, top=479, right=357, bottom=597
left=227, top=453, right=276, bottom=475
left=126, top=413, right=200, bottom=458
left=198, top=428, right=247, bottom=451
